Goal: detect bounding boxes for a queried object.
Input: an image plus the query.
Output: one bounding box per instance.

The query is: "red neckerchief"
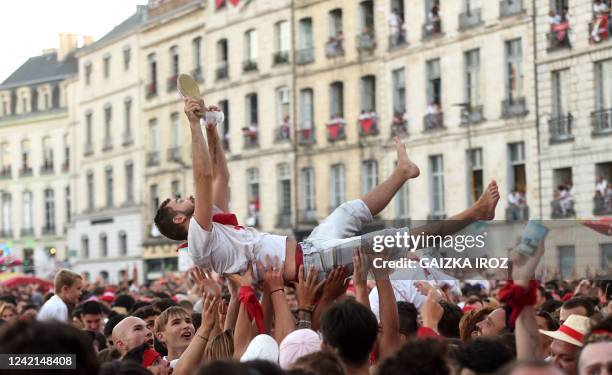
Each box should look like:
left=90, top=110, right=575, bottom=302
left=498, top=280, right=538, bottom=328
left=238, top=285, right=266, bottom=334
left=177, top=212, right=242, bottom=252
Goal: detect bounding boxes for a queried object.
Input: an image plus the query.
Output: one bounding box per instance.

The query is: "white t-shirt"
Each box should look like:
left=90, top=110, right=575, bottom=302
left=37, top=295, right=69, bottom=322
left=369, top=280, right=426, bottom=321
left=188, top=218, right=286, bottom=280
left=594, top=3, right=608, bottom=13
left=596, top=180, right=608, bottom=195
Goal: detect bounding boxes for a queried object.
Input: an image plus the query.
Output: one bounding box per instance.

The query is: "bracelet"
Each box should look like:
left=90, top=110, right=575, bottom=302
left=271, top=288, right=284, bottom=295
left=195, top=333, right=208, bottom=342
left=297, top=308, right=313, bottom=315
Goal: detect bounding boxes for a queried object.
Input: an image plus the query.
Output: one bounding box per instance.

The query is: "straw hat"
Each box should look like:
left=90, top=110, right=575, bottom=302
left=540, top=314, right=592, bottom=347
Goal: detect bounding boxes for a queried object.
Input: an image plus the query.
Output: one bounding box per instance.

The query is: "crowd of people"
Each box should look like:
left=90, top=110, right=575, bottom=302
left=0, top=244, right=611, bottom=375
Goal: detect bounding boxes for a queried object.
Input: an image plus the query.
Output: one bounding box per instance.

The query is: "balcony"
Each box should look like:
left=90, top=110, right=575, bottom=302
left=326, top=119, right=346, bottom=142
left=505, top=205, right=529, bottom=221
left=500, top=0, right=523, bottom=18
left=0, top=229, right=12, bottom=238
left=591, top=108, right=612, bottom=135
left=19, top=166, right=33, bottom=177
left=422, top=20, right=443, bottom=40
left=242, top=59, right=258, bottom=73
left=391, top=116, right=408, bottom=138
left=215, top=63, right=229, bottom=80
left=299, top=209, right=317, bottom=224
left=102, top=137, right=113, bottom=151
left=122, top=132, right=134, bottom=147
left=551, top=199, right=575, bottom=218
left=549, top=114, right=574, bottom=144
left=325, top=39, right=345, bottom=58
left=358, top=114, right=379, bottom=136
left=243, top=129, right=259, bottom=149
left=191, top=66, right=204, bottom=82
left=356, top=31, right=376, bottom=53
left=298, top=128, right=315, bottom=145
left=274, top=124, right=291, bottom=142
left=423, top=113, right=445, bottom=132
left=593, top=195, right=612, bottom=216
left=84, top=142, right=94, bottom=156
left=40, top=162, right=54, bottom=175
left=146, top=151, right=160, bottom=167
left=42, top=226, right=56, bottom=236
left=460, top=106, right=485, bottom=125
left=459, top=8, right=483, bottom=30
left=296, top=48, right=314, bottom=65
left=20, top=227, right=34, bottom=237
left=167, top=147, right=181, bottom=163
left=590, top=18, right=611, bottom=44
left=547, top=29, right=571, bottom=52
left=61, top=161, right=69, bottom=173
left=146, top=82, right=157, bottom=99
left=276, top=212, right=292, bottom=228
left=167, top=75, right=178, bottom=92
left=501, top=97, right=528, bottom=118
left=273, top=51, right=290, bottom=65
left=388, top=31, right=407, bottom=50
left=0, top=166, right=11, bottom=179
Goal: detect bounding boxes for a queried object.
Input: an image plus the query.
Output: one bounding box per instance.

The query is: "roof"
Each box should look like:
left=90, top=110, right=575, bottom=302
left=0, top=52, right=78, bottom=89
left=82, top=6, right=147, bottom=53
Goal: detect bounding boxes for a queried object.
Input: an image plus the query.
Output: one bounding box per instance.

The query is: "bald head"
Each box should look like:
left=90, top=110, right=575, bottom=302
left=112, top=316, right=154, bottom=356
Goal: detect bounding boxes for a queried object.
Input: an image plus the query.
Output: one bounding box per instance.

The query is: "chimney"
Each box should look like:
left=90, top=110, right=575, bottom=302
left=58, top=33, right=78, bottom=61
left=82, top=36, right=94, bottom=46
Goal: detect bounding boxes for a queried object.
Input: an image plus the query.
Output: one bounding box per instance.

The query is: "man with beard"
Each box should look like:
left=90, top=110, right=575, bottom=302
left=154, top=306, right=195, bottom=369
left=112, top=316, right=155, bottom=359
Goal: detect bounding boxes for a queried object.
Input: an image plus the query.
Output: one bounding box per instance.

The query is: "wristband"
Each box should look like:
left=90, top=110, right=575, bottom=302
left=271, top=288, right=284, bottom=295
left=195, top=333, right=208, bottom=342
left=297, top=308, right=313, bottom=314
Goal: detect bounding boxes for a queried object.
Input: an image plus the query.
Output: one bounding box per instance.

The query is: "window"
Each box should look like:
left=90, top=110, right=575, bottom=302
left=465, top=49, right=480, bottom=108
left=65, top=186, right=71, bottom=223
left=85, top=62, right=92, bottom=85
left=299, top=18, right=313, bottom=51
left=105, top=166, right=113, bottom=207
left=552, top=69, right=569, bottom=118
left=362, top=160, right=378, bottom=195
left=31, top=88, right=38, bottom=112
left=44, top=188, right=55, bottom=232
left=87, top=171, right=94, bottom=210
left=275, top=21, right=290, bottom=53
left=150, top=119, right=158, bottom=153
left=278, top=164, right=291, bottom=214
left=63, top=134, right=69, bottom=170
left=119, top=231, right=127, bottom=256
left=148, top=53, right=157, bottom=94
left=359, top=1, right=375, bottom=31
left=22, top=191, right=33, bottom=231
left=82, top=236, right=89, bottom=258
left=85, top=111, right=93, bottom=147
left=170, top=46, right=179, bottom=78
left=392, top=68, right=406, bottom=113
left=42, top=137, right=53, bottom=170
left=466, top=148, right=483, bottom=205
left=330, top=164, right=345, bottom=209
left=247, top=167, right=260, bottom=215
left=100, top=233, right=108, bottom=257
left=396, top=176, right=410, bottom=218
left=505, top=39, right=523, bottom=101
left=1, top=143, right=10, bottom=174
left=124, top=98, right=132, bottom=139
left=219, top=100, right=230, bottom=149
left=150, top=184, right=159, bottom=217
left=192, top=36, right=202, bottom=67
left=595, top=59, right=612, bottom=110
left=601, top=243, right=612, bottom=271
left=276, top=87, right=290, bottom=126
left=245, top=29, right=258, bottom=62
left=329, top=9, right=343, bottom=37
left=558, top=245, right=575, bottom=278
left=171, top=180, right=181, bottom=198
left=125, top=161, right=134, bottom=204
left=20, top=139, right=30, bottom=171
left=430, top=155, right=445, bottom=215
left=427, top=59, right=442, bottom=106
left=551, top=0, right=568, bottom=14
left=104, top=104, right=112, bottom=145
left=217, top=39, right=228, bottom=65
left=301, top=167, right=315, bottom=211
left=123, top=46, right=131, bottom=71
left=245, top=93, right=258, bottom=127
left=329, top=82, right=344, bottom=117
left=2, top=193, right=12, bottom=233
left=171, top=112, right=180, bottom=148
left=508, top=142, right=526, bottom=195
left=360, top=76, right=376, bottom=112
left=103, top=55, right=111, bottom=78
left=300, top=89, right=314, bottom=129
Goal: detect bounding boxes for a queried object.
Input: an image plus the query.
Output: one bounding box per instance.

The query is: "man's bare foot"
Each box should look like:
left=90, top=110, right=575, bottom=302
left=473, top=181, right=500, bottom=220
left=394, top=136, right=420, bottom=180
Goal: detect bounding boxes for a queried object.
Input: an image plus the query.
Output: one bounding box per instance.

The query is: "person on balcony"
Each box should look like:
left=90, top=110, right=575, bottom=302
left=279, top=116, right=291, bottom=140
left=592, top=0, right=610, bottom=43
left=242, top=123, right=258, bottom=146
left=392, top=111, right=407, bottom=135
left=508, top=188, right=526, bottom=221
left=427, top=2, right=441, bottom=33
left=558, top=184, right=574, bottom=216
left=389, top=8, right=404, bottom=45
left=551, top=7, right=571, bottom=48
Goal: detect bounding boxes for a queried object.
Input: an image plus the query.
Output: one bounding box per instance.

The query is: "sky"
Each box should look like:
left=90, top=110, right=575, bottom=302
left=0, top=0, right=147, bottom=83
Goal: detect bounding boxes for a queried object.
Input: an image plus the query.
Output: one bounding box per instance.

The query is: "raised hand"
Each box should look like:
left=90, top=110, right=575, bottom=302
left=352, top=249, right=368, bottom=290
left=511, top=240, right=545, bottom=288
left=321, top=266, right=349, bottom=301
left=421, top=289, right=444, bottom=334
left=189, top=267, right=221, bottom=297
left=201, top=293, right=220, bottom=333
left=227, top=262, right=253, bottom=287
left=184, top=98, right=202, bottom=124
left=292, top=265, right=325, bottom=310
left=256, top=255, right=284, bottom=292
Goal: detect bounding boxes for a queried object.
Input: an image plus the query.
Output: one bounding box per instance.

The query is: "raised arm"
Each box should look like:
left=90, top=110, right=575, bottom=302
left=258, top=256, right=295, bottom=343
left=376, top=271, right=401, bottom=360
left=204, top=105, right=230, bottom=212
left=186, top=98, right=214, bottom=230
